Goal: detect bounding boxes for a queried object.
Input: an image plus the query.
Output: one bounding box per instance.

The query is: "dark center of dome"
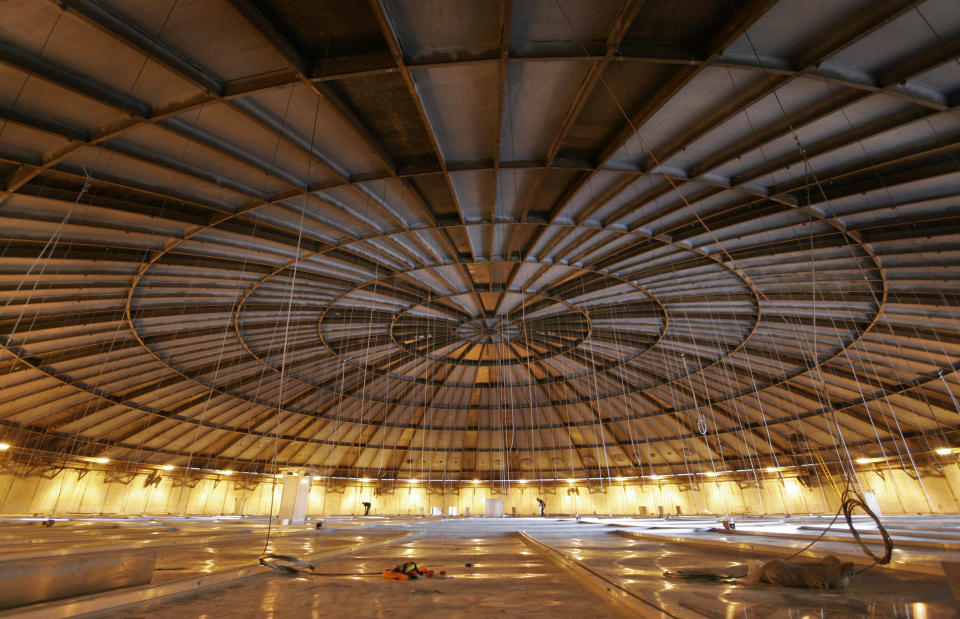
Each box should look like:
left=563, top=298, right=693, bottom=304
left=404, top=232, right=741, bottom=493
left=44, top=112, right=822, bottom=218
left=311, top=261, right=665, bottom=393
left=386, top=292, right=592, bottom=366
left=455, top=318, right=522, bottom=344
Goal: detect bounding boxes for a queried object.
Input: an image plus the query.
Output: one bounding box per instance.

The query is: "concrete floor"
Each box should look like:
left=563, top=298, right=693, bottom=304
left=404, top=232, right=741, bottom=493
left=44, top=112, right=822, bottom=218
left=1, top=516, right=957, bottom=617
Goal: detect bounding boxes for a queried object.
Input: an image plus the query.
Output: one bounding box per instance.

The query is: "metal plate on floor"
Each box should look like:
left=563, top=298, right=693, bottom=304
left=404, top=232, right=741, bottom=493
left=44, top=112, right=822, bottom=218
left=0, top=549, right=157, bottom=609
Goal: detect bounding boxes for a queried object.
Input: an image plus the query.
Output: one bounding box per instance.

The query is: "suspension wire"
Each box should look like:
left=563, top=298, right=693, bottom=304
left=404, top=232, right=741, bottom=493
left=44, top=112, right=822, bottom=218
left=723, top=352, right=770, bottom=514
left=801, top=56, right=956, bottom=510
left=695, top=294, right=738, bottom=515
left=714, top=62, right=811, bottom=507
left=326, top=290, right=353, bottom=483
left=850, top=56, right=960, bottom=441
left=0, top=15, right=63, bottom=143
left=592, top=305, right=644, bottom=483
left=1, top=172, right=90, bottom=341
left=205, top=176, right=317, bottom=500
left=660, top=240, right=741, bottom=510
left=548, top=0, right=796, bottom=513
left=799, top=115, right=832, bottom=511
left=761, top=326, right=833, bottom=510
left=50, top=226, right=134, bottom=513
left=7, top=171, right=91, bottom=469
left=798, top=172, right=832, bottom=509
left=555, top=0, right=933, bottom=520
left=439, top=323, right=451, bottom=498
left=603, top=193, right=667, bottom=479
left=680, top=351, right=712, bottom=505
left=716, top=63, right=836, bottom=508
left=729, top=27, right=909, bottom=502
left=498, top=302, right=522, bottom=490
left=701, top=308, right=737, bottom=516
left=771, top=196, right=892, bottom=506
left=619, top=4, right=922, bottom=515
left=258, top=69, right=325, bottom=554
left=239, top=277, right=296, bottom=512
left=2, top=0, right=175, bottom=338
left=121, top=97, right=233, bottom=504
left=660, top=355, right=702, bottom=514
left=206, top=80, right=307, bottom=494
left=575, top=278, right=614, bottom=502
left=428, top=299, right=440, bottom=489
left=520, top=283, right=546, bottom=485
left=493, top=278, right=507, bottom=486
left=418, top=294, right=429, bottom=489
left=1, top=0, right=182, bottom=492
left=797, top=110, right=938, bottom=512
left=738, top=25, right=948, bottom=508
left=708, top=310, right=766, bottom=505
left=118, top=184, right=223, bottom=514
left=608, top=291, right=653, bottom=476
left=337, top=187, right=385, bottom=486
left=437, top=303, right=454, bottom=497
left=259, top=196, right=307, bottom=554
left=506, top=311, right=520, bottom=486
left=355, top=247, right=380, bottom=482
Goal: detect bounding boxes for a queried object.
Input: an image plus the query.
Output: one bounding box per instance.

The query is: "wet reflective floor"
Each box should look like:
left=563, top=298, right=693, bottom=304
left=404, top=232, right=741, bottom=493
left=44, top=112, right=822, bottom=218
left=584, top=515, right=960, bottom=575
left=533, top=521, right=958, bottom=618
left=0, top=517, right=408, bottom=584
left=149, top=527, right=405, bottom=584
left=1, top=517, right=955, bottom=617
left=86, top=520, right=619, bottom=619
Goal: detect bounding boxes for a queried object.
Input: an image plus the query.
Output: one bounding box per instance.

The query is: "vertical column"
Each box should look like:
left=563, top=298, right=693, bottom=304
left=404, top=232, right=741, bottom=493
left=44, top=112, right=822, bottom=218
left=277, top=470, right=313, bottom=524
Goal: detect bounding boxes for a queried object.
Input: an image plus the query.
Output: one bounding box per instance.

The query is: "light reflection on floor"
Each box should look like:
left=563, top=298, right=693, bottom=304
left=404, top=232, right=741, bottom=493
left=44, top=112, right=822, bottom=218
left=535, top=520, right=957, bottom=618
left=2, top=516, right=954, bottom=618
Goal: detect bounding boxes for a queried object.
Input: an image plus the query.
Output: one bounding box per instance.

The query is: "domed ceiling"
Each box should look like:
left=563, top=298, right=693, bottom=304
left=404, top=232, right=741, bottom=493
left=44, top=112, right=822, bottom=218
left=0, top=0, right=959, bottom=481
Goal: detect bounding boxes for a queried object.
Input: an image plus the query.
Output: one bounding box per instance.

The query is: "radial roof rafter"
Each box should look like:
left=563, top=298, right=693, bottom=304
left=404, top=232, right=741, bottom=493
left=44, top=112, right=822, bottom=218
left=0, top=0, right=958, bottom=480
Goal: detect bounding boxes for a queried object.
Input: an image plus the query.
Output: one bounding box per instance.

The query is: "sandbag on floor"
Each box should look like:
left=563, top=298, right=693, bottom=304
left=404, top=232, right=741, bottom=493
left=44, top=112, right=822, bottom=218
left=748, top=555, right=855, bottom=590
left=664, top=554, right=856, bottom=590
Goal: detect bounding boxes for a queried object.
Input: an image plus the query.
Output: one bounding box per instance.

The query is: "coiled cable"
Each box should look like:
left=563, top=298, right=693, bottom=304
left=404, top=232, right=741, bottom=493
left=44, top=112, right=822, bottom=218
left=782, top=486, right=893, bottom=573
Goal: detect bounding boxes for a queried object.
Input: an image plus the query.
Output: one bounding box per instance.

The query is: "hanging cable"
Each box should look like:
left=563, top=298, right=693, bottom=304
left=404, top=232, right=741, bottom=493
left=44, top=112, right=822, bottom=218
left=781, top=483, right=893, bottom=574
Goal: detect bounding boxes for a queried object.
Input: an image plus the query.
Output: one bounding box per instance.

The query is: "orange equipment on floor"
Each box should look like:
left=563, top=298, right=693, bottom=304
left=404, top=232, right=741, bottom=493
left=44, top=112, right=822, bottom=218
left=381, top=561, right=442, bottom=580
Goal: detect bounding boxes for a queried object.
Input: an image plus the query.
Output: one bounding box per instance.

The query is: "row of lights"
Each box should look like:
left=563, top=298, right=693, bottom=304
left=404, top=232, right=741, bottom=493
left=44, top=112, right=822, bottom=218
left=0, top=443, right=774, bottom=478
left=1, top=442, right=955, bottom=476
left=353, top=454, right=959, bottom=482
left=0, top=444, right=238, bottom=474
left=856, top=447, right=955, bottom=464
